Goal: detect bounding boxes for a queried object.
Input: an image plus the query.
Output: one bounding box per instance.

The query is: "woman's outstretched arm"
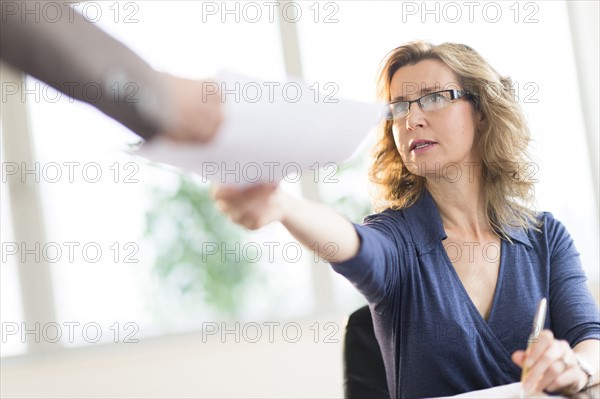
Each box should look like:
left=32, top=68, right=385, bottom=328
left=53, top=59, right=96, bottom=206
left=212, top=184, right=360, bottom=263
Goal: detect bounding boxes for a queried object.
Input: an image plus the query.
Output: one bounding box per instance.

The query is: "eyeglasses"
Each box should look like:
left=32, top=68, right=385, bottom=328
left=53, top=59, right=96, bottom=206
left=386, top=89, right=471, bottom=121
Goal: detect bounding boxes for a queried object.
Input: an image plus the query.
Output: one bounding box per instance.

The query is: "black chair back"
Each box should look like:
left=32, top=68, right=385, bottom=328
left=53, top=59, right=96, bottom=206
left=343, top=305, right=390, bottom=398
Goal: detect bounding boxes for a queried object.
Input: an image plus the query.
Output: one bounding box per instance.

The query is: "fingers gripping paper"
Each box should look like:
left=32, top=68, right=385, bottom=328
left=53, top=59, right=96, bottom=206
left=136, top=71, right=382, bottom=185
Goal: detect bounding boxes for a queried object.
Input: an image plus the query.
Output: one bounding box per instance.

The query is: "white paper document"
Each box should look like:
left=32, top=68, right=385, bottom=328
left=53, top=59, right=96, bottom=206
left=135, top=71, right=382, bottom=185
left=434, top=382, right=564, bottom=398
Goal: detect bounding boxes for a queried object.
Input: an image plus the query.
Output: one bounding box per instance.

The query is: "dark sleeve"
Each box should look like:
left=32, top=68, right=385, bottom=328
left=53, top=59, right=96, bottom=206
left=331, top=212, right=405, bottom=308
left=545, top=213, right=600, bottom=346
left=0, top=1, right=169, bottom=139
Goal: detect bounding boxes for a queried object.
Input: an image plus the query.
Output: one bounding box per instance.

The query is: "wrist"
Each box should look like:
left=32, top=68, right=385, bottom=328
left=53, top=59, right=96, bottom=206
left=158, top=73, right=186, bottom=139
left=278, top=189, right=295, bottom=226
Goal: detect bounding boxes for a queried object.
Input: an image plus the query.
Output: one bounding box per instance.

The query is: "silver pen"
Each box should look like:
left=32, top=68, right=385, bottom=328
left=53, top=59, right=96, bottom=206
left=520, top=297, right=547, bottom=398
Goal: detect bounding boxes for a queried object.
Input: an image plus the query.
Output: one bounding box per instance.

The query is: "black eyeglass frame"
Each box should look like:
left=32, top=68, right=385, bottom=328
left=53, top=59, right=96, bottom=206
left=386, top=89, right=472, bottom=121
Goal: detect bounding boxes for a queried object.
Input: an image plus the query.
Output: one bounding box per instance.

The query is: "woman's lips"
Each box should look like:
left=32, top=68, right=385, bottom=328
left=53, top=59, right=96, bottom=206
left=410, top=141, right=437, bottom=154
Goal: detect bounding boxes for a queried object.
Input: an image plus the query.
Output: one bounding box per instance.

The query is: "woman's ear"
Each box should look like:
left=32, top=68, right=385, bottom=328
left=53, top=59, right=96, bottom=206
left=477, top=110, right=485, bottom=124
left=473, top=109, right=485, bottom=142
left=472, top=99, right=485, bottom=125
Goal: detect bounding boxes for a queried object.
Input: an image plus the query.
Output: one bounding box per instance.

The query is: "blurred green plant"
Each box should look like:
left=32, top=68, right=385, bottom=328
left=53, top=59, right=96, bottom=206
left=144, top=168, right=257, bottom=316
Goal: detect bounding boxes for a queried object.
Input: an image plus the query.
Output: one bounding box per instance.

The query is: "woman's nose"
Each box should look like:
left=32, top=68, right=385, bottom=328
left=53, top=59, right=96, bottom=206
left=405, top=103, right=426, bottom=131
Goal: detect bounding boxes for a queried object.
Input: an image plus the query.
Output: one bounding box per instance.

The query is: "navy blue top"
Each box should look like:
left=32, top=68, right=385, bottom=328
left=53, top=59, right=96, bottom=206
left=331, top=190, right=600, bottom=399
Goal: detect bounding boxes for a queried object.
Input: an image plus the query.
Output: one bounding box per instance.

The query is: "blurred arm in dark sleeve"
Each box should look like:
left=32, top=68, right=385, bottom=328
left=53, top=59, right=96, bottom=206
left=0, top=1, right=221, bottom=142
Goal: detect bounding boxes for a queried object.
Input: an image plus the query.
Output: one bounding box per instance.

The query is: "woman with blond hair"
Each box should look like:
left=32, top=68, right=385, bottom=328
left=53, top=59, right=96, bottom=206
left=213, top=41, right=599, bottom=398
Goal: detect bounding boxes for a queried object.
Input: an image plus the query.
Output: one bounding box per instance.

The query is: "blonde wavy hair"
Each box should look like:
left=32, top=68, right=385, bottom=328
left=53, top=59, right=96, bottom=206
left=370, top=41, right=539, bottom=238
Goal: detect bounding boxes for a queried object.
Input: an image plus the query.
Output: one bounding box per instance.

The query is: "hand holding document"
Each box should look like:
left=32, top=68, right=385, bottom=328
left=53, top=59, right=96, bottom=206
left=136, top=71, right=382, bottom=185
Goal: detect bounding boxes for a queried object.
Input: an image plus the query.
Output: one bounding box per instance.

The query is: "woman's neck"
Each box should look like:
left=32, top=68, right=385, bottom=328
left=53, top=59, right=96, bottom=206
left=425, top=164, right=491, bottom=238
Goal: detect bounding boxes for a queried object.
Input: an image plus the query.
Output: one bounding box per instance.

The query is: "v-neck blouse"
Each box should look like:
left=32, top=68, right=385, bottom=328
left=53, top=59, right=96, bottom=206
left=331, top=190, right=600, bottom=399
